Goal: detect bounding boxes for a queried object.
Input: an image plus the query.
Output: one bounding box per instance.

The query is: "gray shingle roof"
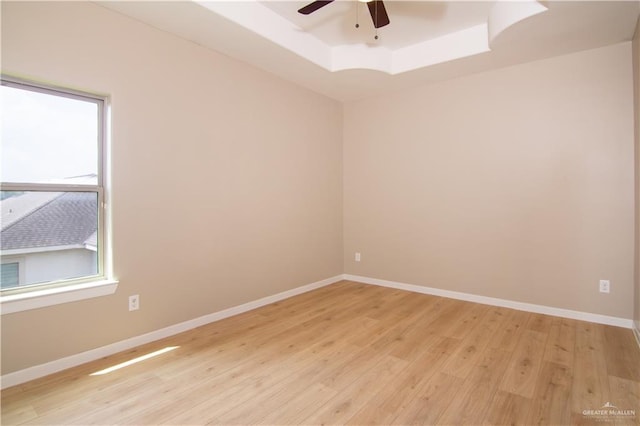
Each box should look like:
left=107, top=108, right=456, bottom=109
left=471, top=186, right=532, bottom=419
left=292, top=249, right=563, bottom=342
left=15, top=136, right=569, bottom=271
left=1, top=192, right=97, bottom=251
left=1, top=191, right=62, bottom=229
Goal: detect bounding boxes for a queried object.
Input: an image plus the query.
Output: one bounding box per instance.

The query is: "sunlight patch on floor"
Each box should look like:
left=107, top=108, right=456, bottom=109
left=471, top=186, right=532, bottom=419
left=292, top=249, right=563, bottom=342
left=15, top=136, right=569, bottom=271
left=90, top=346, right=179, bottom=376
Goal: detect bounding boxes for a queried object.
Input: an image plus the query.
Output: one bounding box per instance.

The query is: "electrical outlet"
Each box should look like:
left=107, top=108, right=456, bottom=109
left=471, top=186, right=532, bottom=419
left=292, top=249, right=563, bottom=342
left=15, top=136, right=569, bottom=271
left=129, top=294, right=140, bottom=311
left=599, top=280, right=610, bottom=294
left=355, top=252, right=361, bottom=262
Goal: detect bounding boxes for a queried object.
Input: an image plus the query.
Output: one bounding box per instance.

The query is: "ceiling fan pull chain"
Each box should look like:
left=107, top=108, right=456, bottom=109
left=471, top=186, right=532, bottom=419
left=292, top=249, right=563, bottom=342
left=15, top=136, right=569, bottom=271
left=355, top=0, right=359, bottom=29
left=374, top=1, right=379, bottom=40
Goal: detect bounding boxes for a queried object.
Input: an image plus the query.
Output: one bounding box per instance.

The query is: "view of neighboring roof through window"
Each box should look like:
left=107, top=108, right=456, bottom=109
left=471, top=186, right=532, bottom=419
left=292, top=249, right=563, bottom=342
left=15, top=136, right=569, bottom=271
left=0, top=77, right=107, bottom=292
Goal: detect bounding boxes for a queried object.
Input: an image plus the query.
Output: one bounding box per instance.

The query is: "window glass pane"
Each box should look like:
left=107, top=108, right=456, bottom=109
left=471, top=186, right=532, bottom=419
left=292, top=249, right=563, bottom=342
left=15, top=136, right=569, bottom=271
left=1, top=84, right=98, bottom=184
left=0, top=191, right=98, bottom=287
left=0, top=262, right=19, bottom=289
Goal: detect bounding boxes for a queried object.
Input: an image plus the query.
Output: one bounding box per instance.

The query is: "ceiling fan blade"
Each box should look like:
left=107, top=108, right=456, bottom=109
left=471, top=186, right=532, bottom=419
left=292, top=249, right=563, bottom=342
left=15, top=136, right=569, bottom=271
left=367, top=0, right=390, bottom=28
left=298, top=0, right=334, bottom=15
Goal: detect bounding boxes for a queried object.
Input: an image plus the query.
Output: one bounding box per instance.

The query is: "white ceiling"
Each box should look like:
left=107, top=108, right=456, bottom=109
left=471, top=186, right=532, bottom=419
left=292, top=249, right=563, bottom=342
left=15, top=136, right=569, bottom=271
left=261, top=1, right=493, bottom=49
left=98, top=1, right=640, bottom=102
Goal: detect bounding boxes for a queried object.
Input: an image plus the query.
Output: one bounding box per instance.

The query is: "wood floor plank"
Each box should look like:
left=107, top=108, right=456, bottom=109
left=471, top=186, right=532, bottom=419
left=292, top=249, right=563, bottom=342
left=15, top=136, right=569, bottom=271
left=0, top=404, right=38, bottom=425
left=526, top=312, right=554, bottom=334
left=123, top=315, right=380, bottom=424
left=608, top=375, right=640, bottom=426
left=524, top=361, right=573, bottom=425
left=483, top=390, right=532, bottom=426
left=388, top=372, right=464, bottom=426
left=543, top=317, right=577, bottom=366
left=603, top=325, right=640, bottom=382
left=488, top=308, right=531, bottom=352
left=571, top=321, right=612, bottom=422
left=344, top=344, right=453, bottom=425
left=148, top=301, right=371, bottom=385
left=441, top=307, right=507, bottom=379
left=255, top=383, right=338, bottom=425
left=436, top=347, right=512, bottom=425
left=499, top=329, right=548, bottom=398
left=159, top=342, right=372, bottom=425
left=1, top=338, right=172, bottom=410
left=389, top=297, right=457, bottom=362
left=210, top=342, right=395, bottom=424
left=299, top=355, right=408, bottom=426
left=441, top=302, right=490, bottom=340
left=2, top=280, right=639, bottom=426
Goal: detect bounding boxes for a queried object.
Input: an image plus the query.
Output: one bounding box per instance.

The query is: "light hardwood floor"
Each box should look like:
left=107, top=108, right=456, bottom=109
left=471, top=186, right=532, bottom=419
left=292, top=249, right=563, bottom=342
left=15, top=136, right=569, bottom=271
left=2, top=280, right=639, bottom=425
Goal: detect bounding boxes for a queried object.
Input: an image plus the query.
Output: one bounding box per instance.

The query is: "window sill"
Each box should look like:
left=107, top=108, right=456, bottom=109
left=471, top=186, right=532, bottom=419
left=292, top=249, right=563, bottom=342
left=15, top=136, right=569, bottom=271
left=0, top=279, right=119, bottom=315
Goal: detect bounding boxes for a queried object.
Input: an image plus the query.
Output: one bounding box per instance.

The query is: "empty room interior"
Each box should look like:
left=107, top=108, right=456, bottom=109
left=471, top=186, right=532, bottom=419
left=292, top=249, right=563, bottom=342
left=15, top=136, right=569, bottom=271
left=1, top=0, right=640, bottom=425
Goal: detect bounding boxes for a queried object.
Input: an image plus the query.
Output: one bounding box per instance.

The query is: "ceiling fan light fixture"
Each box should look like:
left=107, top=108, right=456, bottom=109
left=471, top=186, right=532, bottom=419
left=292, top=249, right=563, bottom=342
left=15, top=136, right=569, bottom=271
left=298, top=0, right=389, bottom=29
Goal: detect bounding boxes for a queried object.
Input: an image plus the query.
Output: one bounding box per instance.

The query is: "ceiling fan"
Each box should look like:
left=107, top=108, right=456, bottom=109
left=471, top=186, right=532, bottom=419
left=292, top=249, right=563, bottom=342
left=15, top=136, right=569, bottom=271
left=298, top=0, right=390, bottom=29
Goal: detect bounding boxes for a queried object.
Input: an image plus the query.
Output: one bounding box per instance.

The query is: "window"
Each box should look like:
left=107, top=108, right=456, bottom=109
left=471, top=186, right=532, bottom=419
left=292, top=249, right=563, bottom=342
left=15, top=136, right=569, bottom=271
left=1, top=261, right=20, bottom=288
left=1, top=76, right=111, bottom=298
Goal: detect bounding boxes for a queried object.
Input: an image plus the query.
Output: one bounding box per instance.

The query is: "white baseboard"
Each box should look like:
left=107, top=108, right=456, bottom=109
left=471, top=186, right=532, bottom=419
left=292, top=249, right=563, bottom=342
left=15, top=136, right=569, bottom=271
left=0, top=275, right=343, bottom=390
left=343, top=274, right=634, bottom=329
left=2, top=273, right=634, bottom=389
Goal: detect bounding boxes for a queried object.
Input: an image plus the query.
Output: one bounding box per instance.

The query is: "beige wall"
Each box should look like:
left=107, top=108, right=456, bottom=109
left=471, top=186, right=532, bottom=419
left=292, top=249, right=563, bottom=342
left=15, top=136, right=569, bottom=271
left=2, top=1, right=637, bottom=377
left=634, top=17, right=640, bottom=333
left=0, top=1, right=343, bottom=374
left=344, top=42, right=635, bottom=319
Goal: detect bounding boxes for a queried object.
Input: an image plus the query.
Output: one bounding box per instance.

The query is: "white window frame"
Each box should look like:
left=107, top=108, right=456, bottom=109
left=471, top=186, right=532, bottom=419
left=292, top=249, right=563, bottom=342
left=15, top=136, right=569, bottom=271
left=0, top=76, right=117, bottom=314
